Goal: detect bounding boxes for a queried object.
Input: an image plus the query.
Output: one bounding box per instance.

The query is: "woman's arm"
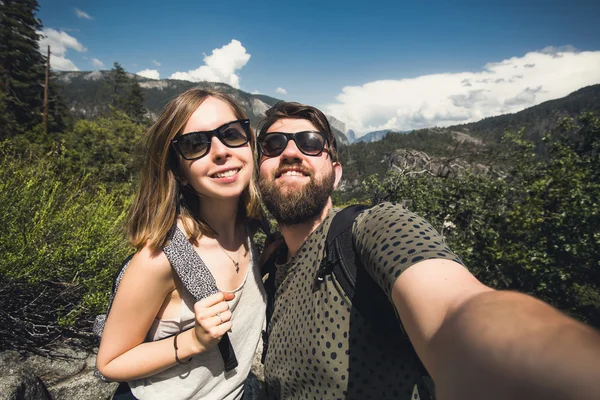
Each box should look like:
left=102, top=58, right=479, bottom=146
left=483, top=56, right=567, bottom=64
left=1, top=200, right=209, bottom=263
left=96, top=246, right=184, bottom=381
left=96, top=245, right=236, bottom=382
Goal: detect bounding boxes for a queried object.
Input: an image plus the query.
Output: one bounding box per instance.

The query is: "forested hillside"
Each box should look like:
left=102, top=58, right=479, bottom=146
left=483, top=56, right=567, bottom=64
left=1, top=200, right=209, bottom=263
left=338, top=84, right=600, bottom=200
left=459, top=84, right=600, bottom=143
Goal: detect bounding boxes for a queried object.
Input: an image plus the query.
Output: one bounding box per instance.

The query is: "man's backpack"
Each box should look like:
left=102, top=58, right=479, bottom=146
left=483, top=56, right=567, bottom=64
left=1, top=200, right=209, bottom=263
left=93, top=225, right=239, bottom=380
left=262, top=204, right=435, bottom=398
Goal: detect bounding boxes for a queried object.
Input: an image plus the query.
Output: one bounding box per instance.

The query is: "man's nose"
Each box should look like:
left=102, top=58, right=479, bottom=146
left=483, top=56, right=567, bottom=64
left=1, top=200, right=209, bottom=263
left=279, top=138, right=303, bottom=162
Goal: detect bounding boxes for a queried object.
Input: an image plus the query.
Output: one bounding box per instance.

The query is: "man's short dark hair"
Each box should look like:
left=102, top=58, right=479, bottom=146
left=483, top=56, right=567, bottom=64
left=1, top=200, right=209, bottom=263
left=258, top=101, right=338, bottom=162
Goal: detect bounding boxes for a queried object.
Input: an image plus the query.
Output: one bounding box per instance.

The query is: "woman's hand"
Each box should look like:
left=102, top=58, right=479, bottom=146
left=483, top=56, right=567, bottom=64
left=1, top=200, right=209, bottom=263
left=192, top=291, right=235, bottom=352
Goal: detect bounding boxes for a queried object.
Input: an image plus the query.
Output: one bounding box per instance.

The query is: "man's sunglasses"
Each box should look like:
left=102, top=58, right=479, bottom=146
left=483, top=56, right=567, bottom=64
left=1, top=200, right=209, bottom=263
left=258, top=131, right=328, bottom=158
left=171, top=119, right=250, bottom=160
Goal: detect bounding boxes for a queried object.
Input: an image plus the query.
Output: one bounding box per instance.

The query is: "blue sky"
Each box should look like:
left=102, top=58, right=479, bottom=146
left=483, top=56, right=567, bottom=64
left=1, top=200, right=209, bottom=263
left=38, top=0, right=600, bottom=135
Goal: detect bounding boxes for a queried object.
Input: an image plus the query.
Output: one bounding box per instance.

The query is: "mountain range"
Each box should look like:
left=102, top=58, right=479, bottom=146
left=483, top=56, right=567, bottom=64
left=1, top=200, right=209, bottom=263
left=55, top=71, right=599, bottom=152
left=53, top=71, right=349, bottom=145
left=351, top=129, right=413, bottom=143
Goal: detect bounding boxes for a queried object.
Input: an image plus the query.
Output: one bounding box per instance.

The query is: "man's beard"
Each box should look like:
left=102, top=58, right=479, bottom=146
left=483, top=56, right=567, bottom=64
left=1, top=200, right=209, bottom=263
left=259, top=164, right=335, bottom=225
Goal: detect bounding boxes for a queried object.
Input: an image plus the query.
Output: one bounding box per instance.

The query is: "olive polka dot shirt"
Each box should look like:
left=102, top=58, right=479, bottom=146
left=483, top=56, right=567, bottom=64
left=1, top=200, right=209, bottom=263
left=264, top=202, right=464, bottom=400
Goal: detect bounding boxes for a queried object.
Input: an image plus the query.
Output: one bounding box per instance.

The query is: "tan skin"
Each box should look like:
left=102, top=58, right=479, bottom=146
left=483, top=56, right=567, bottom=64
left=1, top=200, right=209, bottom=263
left=97, top=97, right=254, bottom=381
left=259, top=118, right=600, bottom=400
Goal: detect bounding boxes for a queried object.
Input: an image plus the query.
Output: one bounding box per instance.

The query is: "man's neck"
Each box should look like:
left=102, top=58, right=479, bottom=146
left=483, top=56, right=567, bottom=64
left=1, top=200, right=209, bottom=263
left=279, top=199, right=334, bottom=258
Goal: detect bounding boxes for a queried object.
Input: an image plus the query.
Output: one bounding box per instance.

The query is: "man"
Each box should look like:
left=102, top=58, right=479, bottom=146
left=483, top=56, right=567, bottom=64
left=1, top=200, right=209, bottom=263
left=256, top=101, right=600, bottom=400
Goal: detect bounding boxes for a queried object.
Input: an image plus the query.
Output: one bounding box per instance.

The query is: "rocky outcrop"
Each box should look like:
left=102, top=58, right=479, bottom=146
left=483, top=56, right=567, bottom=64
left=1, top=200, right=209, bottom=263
left=0, top=347, right=117, bottom=400
left=388, top=149, right=494, bottom=178
left=346, top=129, right=357, bottom=144
left=326, top=115, right=347, bottom=138
left=0, top=351, right=51, bottom=400
left=0, top=341, right=265, bottom=400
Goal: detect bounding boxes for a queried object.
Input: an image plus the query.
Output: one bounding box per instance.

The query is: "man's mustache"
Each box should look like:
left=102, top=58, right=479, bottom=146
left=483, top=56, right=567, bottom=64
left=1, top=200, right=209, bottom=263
left=274, top=162, right=313, bottom=179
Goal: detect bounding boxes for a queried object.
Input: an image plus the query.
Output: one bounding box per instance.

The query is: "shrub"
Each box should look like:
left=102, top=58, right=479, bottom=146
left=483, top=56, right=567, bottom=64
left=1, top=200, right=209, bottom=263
left=0, top=141, right=133, bottom=350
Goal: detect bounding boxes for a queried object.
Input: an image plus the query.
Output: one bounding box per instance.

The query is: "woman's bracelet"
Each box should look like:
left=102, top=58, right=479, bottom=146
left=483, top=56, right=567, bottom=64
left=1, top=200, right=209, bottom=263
left=173, top=331, right=192, bottom=365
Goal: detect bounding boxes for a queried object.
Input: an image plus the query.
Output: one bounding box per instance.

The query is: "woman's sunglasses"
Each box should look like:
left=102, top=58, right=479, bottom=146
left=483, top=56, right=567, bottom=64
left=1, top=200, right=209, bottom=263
left=171, top=119, right=250, bottom=160
left=258, top=131, right=328, bottom=157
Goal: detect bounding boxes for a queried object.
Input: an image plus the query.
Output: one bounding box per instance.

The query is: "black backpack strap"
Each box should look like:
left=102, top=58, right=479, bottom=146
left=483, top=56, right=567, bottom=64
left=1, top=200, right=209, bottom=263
left=314, top=205, right=368, bottom=294
left=315, top=205, right=400, bottom=332
left=163, top=226, right=238, bottom=372
left=317, top=204, right=435, bottom=398
left=260, top=240, right=287, bottom=364
left=334, top=206, right=402, bottom=335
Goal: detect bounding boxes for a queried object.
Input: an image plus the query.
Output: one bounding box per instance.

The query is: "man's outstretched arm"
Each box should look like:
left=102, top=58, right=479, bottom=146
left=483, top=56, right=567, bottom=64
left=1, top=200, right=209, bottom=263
left=392, top=259, right=600, bottom=400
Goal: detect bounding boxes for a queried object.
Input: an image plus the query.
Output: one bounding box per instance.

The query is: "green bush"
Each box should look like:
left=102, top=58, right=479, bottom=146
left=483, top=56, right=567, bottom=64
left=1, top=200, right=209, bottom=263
left=0, top=141, right=133, bottom=341
left=56, top=109, right=147, bottom=186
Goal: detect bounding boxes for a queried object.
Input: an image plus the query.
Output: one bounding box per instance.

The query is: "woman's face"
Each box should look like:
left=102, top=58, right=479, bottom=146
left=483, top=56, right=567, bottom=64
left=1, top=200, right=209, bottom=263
left=177, top=97, right=253, bottom=201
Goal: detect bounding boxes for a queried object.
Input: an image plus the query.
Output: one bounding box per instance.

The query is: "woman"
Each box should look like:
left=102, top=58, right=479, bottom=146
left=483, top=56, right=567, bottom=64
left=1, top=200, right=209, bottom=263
left=96, top=89, right=267, bottom=400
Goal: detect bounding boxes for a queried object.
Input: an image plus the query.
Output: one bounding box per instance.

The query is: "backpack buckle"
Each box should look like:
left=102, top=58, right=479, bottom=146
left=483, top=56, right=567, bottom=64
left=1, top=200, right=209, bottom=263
left=314, top=258, right=334, bottom=291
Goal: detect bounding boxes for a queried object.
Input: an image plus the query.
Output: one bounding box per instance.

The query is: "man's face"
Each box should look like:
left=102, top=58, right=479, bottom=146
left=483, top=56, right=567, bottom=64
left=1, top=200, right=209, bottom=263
left=258, top=118, right=342, bottom=225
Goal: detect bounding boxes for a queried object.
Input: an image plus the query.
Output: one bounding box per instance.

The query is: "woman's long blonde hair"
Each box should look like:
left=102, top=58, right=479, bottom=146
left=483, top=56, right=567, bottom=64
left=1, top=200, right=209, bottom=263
left=127, top=88, right=263, bottom=251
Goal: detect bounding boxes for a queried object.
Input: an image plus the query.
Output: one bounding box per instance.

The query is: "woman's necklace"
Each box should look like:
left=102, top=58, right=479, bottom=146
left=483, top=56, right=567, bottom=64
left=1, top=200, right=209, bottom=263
left=217, top=241, right=241, bottom=273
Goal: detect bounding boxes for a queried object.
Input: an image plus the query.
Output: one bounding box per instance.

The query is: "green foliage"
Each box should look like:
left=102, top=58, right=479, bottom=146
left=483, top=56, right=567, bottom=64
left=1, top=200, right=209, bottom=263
left=0, top=141, right=134, bottom=332
left=56, top=110, right=147, bottom=185
left=496, top=113, right=600, bottom=323
left=363, top=113, right=600, bottom=327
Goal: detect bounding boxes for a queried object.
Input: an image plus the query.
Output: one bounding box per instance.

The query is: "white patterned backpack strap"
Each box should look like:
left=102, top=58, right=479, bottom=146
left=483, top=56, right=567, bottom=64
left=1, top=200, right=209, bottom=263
left=162, top=225, right=219, bottom=298
left=162, top=225, right=239, bottom=372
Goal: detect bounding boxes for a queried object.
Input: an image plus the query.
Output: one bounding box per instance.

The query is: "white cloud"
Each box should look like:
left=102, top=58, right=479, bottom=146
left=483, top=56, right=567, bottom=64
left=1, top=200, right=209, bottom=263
left=91, top=58, right=104, bottom=68
left=325, top=48, right=600, bottom=136
left=74, top=8, right=93, bottom=20
left=251, top=90, right=262, bottom=94
left=152, top=60, right=161, bottom=67
left=169, top=39, right=250, bottom=88
left=38, top=28, right=87, bottom=71
left=275, top=87, right=287, bottom=95
left=137, top=69, right=160, bottom=80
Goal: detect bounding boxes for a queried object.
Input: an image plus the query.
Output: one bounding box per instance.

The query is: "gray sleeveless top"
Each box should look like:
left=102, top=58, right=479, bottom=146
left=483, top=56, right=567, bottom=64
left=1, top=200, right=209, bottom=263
left=129, top=227, right=267, bottom=400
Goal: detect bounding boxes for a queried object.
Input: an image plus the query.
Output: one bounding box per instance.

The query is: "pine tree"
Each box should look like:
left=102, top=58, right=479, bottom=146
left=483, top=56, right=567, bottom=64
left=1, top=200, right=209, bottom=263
left=109, top=62, right=129, bottom=110
left=125, top=77, right=147, bottom=123
left=0, top=0, right=45, bottom=137
left=47, top=74, right=71, bottom=133
left=107, top=62, right=146, bottom=122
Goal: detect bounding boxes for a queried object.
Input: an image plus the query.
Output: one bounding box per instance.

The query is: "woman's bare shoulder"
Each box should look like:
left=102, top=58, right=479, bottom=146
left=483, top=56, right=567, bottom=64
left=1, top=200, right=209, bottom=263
left=126, top=244, right=173, bottom=286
